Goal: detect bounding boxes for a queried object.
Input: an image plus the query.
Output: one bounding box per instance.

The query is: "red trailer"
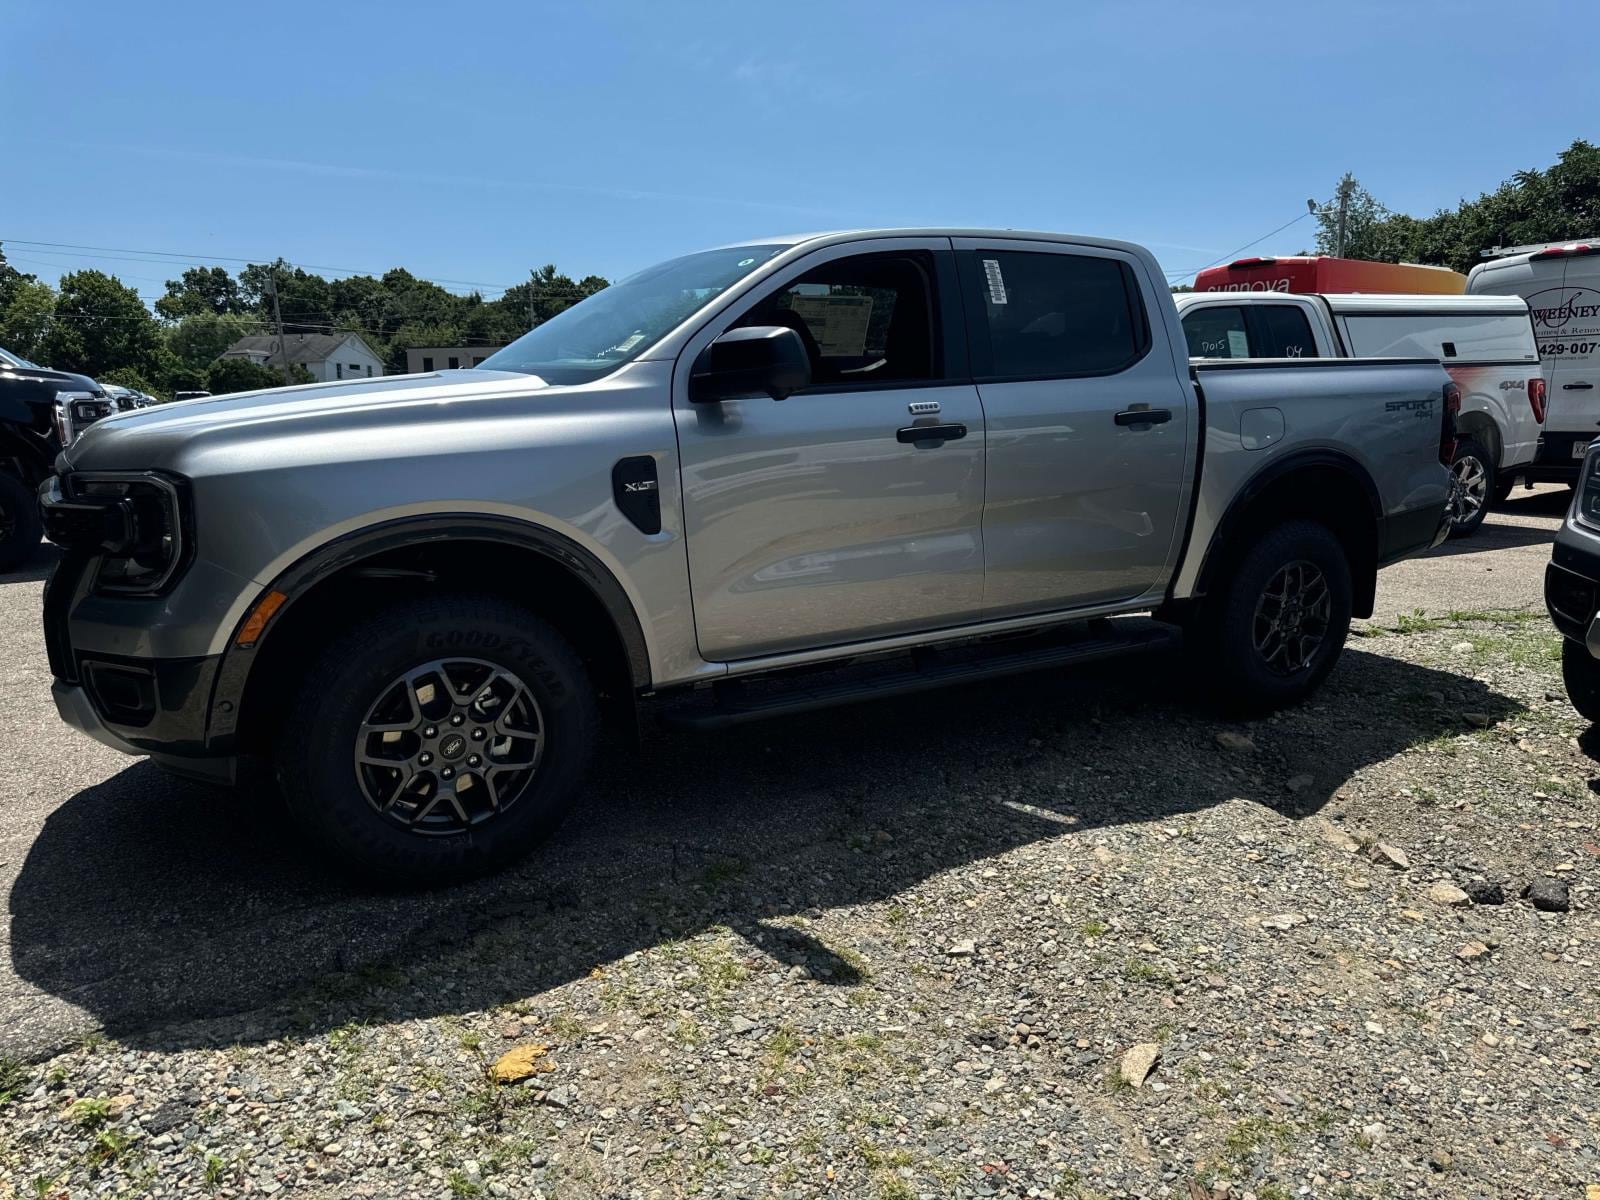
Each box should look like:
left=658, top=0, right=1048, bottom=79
left=1194, top=255, right=1466, bottom=295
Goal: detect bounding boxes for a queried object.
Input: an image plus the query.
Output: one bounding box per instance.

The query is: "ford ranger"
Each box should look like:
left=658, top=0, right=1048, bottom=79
left=41, top=229, right=1457, bottom=883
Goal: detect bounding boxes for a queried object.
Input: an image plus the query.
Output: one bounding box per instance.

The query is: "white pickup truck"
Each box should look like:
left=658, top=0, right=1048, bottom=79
left=1175, top=291, right=1544, bottom=535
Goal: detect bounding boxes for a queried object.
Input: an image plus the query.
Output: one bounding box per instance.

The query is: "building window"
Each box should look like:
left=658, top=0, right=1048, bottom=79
left=336, top=363, right=343, bottom=379
left=349, top=363, right=361, bottom=375
left=366, top=364, right=373, bottom=376
left=422, top=356, right=434, bottom=371
left=448, top=356, right=461, bottom=369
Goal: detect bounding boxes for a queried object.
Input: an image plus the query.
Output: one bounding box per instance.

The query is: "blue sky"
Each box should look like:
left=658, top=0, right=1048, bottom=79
left=5, top=0, right=1597, bottom=302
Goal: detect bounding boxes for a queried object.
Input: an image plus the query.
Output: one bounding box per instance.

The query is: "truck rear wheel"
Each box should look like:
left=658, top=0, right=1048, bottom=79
left=274, top=594, right=598, bottom=886
left=1191, top=519, right=1352, bottom=711
left=1447, top=436, right=1494, bottom=537
left=0, top=472, right=42, bottom=573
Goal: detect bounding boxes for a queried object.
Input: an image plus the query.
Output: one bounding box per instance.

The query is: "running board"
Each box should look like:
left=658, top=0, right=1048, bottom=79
left=660, top=620, right=1179, bottom=731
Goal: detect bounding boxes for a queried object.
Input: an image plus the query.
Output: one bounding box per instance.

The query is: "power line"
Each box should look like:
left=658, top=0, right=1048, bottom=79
left=1163, top=211, right=1314, bottom=280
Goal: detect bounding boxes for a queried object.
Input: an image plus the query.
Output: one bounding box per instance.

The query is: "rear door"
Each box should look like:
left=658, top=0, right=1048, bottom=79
left=953, top=238, right=1190, bottom=616
left=1533, top=255, right=1600, bottom=440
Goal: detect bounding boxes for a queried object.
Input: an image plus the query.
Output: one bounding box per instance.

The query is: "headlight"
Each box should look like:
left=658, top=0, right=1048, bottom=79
left=1578, top=444, right=1600, bottom=528
left=51, top=391, right=116, bottom=446
left=41, top=472, right=190, bottom=594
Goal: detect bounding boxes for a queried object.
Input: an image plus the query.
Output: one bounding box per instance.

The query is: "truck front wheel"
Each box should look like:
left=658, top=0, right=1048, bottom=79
left=0, top=471, right=43, bottom=573
left=1561, top=638, right=1600, bottom=723
left=274, top=594, right=599, bottom=886
left=1192, top=519, right=1353, bottom=711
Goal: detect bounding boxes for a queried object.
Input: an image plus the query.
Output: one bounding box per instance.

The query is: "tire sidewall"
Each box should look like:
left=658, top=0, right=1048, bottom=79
left=1206, top=520, right=1352, bottom=709
left=278, top=599, right=596, bottom=885
left=1561, top=638, right=1600, bottom=723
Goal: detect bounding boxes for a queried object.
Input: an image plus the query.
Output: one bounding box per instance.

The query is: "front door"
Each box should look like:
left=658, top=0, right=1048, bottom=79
left=672, top=240, right=986, bottom=661
left=952, top=239, right=1191, bottom=617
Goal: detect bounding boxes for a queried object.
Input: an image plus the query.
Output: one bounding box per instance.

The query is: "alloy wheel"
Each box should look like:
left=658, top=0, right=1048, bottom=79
left=352, top=657, right=544, bottom=835
left=1450, top=453, right=1488, bottom=526
left=1251, top=560, right=1331, bottom=677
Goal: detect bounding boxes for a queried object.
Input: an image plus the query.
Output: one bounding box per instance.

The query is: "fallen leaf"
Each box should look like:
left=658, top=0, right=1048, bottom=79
left=490, top=1043, right=554, bottom=1083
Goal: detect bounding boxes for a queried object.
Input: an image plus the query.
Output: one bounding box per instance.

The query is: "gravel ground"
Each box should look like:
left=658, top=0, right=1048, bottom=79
left=1, top=491, right=1595, bottom=1199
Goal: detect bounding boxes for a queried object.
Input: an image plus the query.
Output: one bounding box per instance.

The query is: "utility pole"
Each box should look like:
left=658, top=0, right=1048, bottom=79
left=1334, top=174, right=1353, bottom=258
left=268, top=267, right=293, bottom=384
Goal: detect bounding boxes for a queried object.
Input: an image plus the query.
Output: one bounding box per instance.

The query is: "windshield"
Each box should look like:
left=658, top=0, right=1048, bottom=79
left=0, top=346, right=38, bottom=369
left=480, top=245, right=788, bottom=384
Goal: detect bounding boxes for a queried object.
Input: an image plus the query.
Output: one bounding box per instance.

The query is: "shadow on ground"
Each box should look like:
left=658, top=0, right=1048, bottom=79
left=8, top=645, right=1521, bottom=1055
left=0, top=540, right=60, bottom=585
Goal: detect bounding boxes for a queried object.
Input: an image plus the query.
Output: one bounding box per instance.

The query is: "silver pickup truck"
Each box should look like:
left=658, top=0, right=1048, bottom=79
left=40, top=229, right=1456, bottom=883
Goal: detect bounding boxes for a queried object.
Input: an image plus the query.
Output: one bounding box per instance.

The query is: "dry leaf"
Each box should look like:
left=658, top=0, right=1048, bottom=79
left=490, top=1042, right=554, bottom=1083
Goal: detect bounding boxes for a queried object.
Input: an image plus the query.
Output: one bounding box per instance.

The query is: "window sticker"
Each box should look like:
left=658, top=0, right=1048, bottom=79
left=982, top=259, right=1008, bottom=305
left=1226, top=329, right=1249, bottom=357
left=788, top=294, right=874, bottom=357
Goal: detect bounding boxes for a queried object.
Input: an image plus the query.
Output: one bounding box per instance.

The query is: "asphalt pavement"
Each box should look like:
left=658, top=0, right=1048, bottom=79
left=0, top=485, right=1571, bottom=1062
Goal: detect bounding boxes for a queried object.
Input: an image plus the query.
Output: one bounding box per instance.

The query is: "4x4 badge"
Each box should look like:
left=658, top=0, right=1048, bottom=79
left=907, top=400, right=941, bottom=415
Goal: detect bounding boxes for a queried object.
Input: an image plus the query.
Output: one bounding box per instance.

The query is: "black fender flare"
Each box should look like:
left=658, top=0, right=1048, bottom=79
left=1190, top=447, right=1382, bottom=602
left=206, top=515, right=653, bottom=748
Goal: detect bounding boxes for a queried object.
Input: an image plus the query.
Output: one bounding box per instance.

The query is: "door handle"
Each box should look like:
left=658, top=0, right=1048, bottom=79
left=896, top=422, right=967, bottom=445
left=1114, top=407, right=1173, bottom=427
left=1564, top=382, right=1595, bottom=390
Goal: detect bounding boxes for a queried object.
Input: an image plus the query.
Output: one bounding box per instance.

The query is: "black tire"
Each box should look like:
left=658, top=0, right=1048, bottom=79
left=1189, top=519, right=1353, bottom=712
left=1447, top=436, right=1494, bottom=538
left=275, top=593, right=598, bottom=886
left=1561, top=639, right=1600, bottom=724
left=0, top=471, right=42, bottom=574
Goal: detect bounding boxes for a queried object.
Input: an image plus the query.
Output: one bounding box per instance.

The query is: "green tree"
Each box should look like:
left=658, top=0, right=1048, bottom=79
left=1313, top=173, right=1410, bottom=260
left=0, top=278, right=57, bottom=360
left=0, top=243, right=37, bottom=314
left=167, top=312, right=254, bottom=371
left=155, top=265, right=244, bottom=319
left=1319, top=140, right=1600, bottom=273
left=40, top=271, right=167, bottom=380
left=206, top=357, right=292, bottom=394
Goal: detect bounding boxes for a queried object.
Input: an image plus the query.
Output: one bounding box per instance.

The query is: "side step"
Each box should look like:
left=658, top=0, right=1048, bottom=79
left=660, top=619, right=1179, bottom=731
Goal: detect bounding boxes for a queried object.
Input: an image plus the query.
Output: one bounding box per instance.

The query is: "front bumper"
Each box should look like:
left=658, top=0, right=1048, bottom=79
left=52, top=678, right=237, bottom=784
left=1546, top=510, right=1600, bottom=655
left=44, top=545, right=238, bottom=770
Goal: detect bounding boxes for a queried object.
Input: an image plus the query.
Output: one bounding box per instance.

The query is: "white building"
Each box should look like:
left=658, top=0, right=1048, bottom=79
left=405, top=345, right=506, bottom=373
left=221, top=332, right=385, bottom=382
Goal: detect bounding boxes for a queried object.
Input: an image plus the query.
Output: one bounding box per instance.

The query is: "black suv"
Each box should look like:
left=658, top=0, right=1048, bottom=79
left=0, top=346, right=111, bottom=570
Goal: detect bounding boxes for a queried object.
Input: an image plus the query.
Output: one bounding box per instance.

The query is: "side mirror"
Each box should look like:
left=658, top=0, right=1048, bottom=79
left=690, top=326, right=811, bottom=403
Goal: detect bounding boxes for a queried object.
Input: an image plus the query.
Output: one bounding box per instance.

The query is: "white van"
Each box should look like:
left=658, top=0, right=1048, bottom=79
left=1468, top=241, right=1600, bottom=482
left=1174, top=291, right=1543, bottom=535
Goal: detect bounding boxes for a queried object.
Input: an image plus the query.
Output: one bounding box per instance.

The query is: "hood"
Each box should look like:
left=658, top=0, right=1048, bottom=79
left=0, top=363, right=101, bottom=391
left=65, top=369, right=546, bottom=469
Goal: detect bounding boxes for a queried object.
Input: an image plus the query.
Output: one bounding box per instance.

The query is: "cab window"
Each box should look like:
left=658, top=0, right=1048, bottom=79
left=964, top=250, right=1149, bottom=379
left=739, top=252, right=939, bottom=388
left=1183, top=306, right=1250, bottom=358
